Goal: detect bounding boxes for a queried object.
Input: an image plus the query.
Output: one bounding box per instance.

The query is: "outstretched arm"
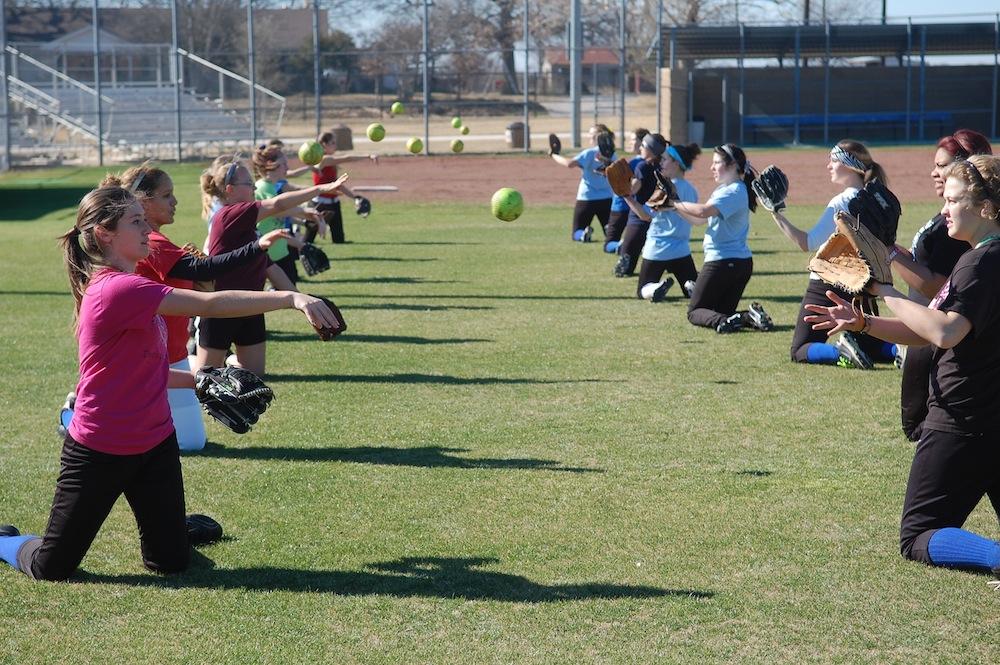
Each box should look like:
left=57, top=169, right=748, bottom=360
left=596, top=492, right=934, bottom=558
left=257, top=174, right=348, bottom=222
left=769, top=210, right=809, bottom=252
left=889, top=245, right=950, bottom=300
left=672, top=201, right=717, bottom=227
left=551, top=154, right=580, bottom=169
left=158, top=289, right=340, bottom=332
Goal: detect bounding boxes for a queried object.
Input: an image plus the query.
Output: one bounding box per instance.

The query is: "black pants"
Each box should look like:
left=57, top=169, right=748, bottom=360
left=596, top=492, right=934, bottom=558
left=687, top=258, right=753, bottom=329
left=572, top=199, right=611, bottom=238
left=17, top=433, right=189, bottom=581
left=275, top=252, right=299, bottom=285
left=618, top=222, right=649, bottom=274
left=636, top=255, right=698, bottom=299
left=899, top=428, right=1000, bottom=565
left=900, top=344, right=935, bottom=442
left=790, top=278, right=885, bottom=362
left=317, top=199, right=345, bottom=244
left=605, top=210, right=629, bottom=243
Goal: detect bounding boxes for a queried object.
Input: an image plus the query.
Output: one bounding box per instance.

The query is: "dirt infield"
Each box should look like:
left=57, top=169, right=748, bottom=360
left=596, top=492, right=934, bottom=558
left=337, top=145, right=938, bottom=207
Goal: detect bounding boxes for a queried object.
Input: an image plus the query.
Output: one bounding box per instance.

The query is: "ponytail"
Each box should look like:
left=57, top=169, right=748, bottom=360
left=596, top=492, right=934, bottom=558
left=60, top=187, right=135, bottom=321
left=715, top=143, right=757, bottom=213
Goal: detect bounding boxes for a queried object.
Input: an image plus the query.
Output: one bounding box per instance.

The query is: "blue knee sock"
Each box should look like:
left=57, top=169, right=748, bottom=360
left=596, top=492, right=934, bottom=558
left=0, top=535, right=35, bottom=572
left=927, top=527, right=1000, bottom=571
left=806, top=343, right=840, bottom=364
left=572, top=229, right=585, bottom=241
left=604, top=240, right=621, bottom=253
left=880, top=342, right=898, bottom=362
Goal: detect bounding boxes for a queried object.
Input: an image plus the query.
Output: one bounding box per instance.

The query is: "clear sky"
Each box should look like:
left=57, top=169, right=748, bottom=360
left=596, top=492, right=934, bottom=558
left=886, top=0, right=998, bottom=22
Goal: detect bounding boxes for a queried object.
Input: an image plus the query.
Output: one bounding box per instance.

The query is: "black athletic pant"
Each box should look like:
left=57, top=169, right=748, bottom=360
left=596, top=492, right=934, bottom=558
left=687, top=257, right=753, bottom=329
left=572, top=199, right=611, bottom=239
left=900, top=344, right=935, bottom=442
left=618, top=222, right=649, bottom=274
left=317, top=199, right=345, bottom=244
left=899, top=428, right=1000, bottom=565
left=636, top=255, right=698, bottom=299
left=275, top=253, right=299, bottom=285
left=605, top=210, right=629, bottom=243
left=790, top=278, right=886, bottom=362
left=17, top=433, right=189, bottom=581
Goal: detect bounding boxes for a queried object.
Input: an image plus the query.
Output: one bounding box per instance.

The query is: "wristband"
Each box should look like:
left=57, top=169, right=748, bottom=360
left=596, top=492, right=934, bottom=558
left=859, top=312, right=872, bottom=335
left=887, top=245, right=902, bottom=262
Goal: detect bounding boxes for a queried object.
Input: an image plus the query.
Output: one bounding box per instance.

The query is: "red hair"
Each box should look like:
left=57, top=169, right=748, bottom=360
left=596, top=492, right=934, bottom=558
left=937, top=129, right=992, bottom=160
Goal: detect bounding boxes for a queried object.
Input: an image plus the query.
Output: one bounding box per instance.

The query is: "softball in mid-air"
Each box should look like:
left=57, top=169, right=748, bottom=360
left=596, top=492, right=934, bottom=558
left=366, top=123, right=386, bottom=142
left=297, top=140, right=324, bottom=166
left=460, top=125, right=470, bottom=135
left=390, top=101, right=405, bottom=115
left=450, top=139, right=464, bottom=153
left=491, top=188, right=523, bottom=222
left=451, top=116, right=462, bottom=129
left=406, top=137, right=423, bottom=154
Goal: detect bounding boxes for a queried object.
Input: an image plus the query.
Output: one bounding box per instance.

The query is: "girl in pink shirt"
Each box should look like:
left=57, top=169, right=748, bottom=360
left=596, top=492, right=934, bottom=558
left=0, top=186, right=342, bottom=581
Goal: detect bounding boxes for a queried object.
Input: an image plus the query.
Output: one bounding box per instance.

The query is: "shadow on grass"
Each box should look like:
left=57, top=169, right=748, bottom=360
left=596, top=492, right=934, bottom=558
left=307, top=277, right=464, bottom=285
left=0, top=186, right=92, bottom=221
left=331, top=293, right=630, bottom=301
left=77, top=555, right=711, bottom=602
left=265, top=372, right=609, bottom=385
left=198, top=443, right=603, bottom=473
left=0, top=290, right=71, bottom=297
left=341, top=303, right=495, bottom=312
left=334, top=256, right=438, bottom=262
left=267, top=331, right=492, bottom=345
left=736, top=469, right=773, bottom=477
left=353, top=241, right=482, bottom=246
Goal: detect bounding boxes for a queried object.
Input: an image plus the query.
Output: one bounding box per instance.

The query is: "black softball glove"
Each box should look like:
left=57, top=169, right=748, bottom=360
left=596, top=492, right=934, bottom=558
left=195, top=367, right=274, bottom=434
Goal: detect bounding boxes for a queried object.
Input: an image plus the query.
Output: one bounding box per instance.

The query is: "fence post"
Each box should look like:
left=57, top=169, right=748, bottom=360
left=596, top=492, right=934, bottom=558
left=793, top=26, right=800, bottom=146
left=655, top=1, right=663, bottom=136
left=421, top=0, right=429, bottom=155
left=170, top=0, right=181, bottom=162
left=823, top=21, right=830, bottom=146
left=92, top=0, right=104, bottom=166
left=738, top=22, right=745, bottom=146
left=721, top=73, right=728, bottom=142
left=619, top=0, right=625, bottom=148
left=992, top=14, right=998, bottom=140
left=919, top=25, right=926, bottom=142
left=570, top=0, right=581, bottom=147
left=905, top=18, right=912, bottom=142
left=247, top=0, right=257, bottom=146
left=313, top=0, right=321, bottom=138
left=1, top=0, right=10, bottom=171
left=523, top=0, right=530, bottom=153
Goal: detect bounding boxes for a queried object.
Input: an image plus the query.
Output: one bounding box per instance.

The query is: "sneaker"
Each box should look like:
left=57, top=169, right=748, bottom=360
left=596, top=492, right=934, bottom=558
left=186, top=514, right=223, bottom=546
left=894, top=345, right=906, bottom=370
left=742, top=302, right=774, bottom=332
left=683, top=279, right=697, bottom=298
left=581, top=226, right=593, bottom=243
left=0, top=525, right=20, bottom=537
left=834, top=332, right=874, bottom=370
left=716, top=313, right=744, bottom=334
left=650, top=278, right=675, bottom=303
left=613, top=253, right=632, bottom=278
left=57, top=392, right=76, bottom=439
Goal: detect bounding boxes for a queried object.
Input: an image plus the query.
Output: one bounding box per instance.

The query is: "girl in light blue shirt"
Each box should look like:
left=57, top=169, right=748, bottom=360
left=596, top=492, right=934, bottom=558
left=551, top=124, right=616, bottom=242
left=674, top=143, right=774, bottom=333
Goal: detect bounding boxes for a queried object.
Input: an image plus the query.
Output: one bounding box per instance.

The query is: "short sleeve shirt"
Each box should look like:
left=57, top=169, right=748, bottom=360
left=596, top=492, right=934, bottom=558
left=625, top=160, right=660, bottom=227
left=702, top=181, right=752, bottom=263
left=642, top=178, right=699, bottom=262
left=574, top=147, right=614, bottom=201
left=907, top=213, right=969, bottom=305
left=208, top=201, right=270, bottom=291
left=136, top=230, right=193, bottom=363
left=69, top=270, right=174, bottom=454
left=924, top=242, right=1000, bottom=435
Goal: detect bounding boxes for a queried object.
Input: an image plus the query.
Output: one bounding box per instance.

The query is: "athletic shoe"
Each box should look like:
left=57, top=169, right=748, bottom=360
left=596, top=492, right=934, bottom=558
left=742, top=302, right=774, bottom=332
left=613, top=253, right=632, bottom=277
left=894, top=345, right=906, bottom=370
left=581, top=226, right=593, bottom=243
left=716, top=313, right=744, bottom=334
left=683, top=279, right=697, bottom=298
left=0, top=525, right=20, bottom=538
left=186, top=514, right=223, bottom=546
left=57, top=392, right=75, bottom=439
left=603, top=240, right=621, bottom=254
left=835, top=332, right=874, bottom=370
left=650, top=278, right=674, bottom=303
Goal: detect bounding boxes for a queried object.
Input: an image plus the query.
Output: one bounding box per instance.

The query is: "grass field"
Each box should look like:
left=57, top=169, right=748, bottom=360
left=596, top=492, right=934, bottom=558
left=0, top=164, right=998, bottom=663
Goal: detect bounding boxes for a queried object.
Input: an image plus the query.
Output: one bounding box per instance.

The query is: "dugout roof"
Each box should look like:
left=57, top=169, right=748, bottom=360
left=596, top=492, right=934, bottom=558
left=662, top=22, right=1000, bottom=60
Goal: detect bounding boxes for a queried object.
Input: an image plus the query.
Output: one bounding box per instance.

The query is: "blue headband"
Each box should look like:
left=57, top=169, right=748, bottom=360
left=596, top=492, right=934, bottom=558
left=667, top=145, right=690, bottom=171
left=224, top=162, right=240, bottom=187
